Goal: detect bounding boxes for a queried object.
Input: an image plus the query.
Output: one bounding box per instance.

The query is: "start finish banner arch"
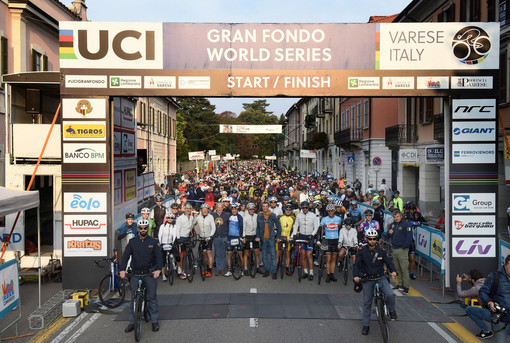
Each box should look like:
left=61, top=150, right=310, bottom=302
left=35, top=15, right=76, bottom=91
left=59, top=21, right=499, bottom=289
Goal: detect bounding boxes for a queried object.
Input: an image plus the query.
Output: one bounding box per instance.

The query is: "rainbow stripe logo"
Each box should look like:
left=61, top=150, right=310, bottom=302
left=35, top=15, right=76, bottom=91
left=375, top=24, right=381, bottom=70
left=59, top=29, right=77, bottom=59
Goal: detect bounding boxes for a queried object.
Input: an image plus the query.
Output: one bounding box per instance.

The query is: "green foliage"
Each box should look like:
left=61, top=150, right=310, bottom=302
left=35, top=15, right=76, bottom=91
left=312, top=131, right=328, bottom=150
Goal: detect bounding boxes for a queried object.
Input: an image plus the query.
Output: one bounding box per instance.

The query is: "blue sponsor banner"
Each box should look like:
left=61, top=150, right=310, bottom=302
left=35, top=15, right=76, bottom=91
left=0, top=259, right=20, bottom=320
left=500, top=239, right=510, bottom=267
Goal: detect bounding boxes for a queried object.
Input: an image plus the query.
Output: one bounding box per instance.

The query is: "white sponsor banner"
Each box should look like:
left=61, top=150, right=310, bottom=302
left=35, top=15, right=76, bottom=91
left=452, top=193, right=496, bottom=213
left=178, top=76, right=211, bottom=89
left=0, top=260, right=20, bottom=320
left=452, top=215, right=496, bottom=236
left=62, top=98, right=106, bottom=119
left=415, top=226, right=431, bottom=257
left=219, top=124, right=282, bottom=134
left=399, top=149, right=418, bottom=163
left=416, top=76, right=449, bottom=89
left=64, top=237, right=107, bottom=257
left=110, top=76, right=142, bottom=88
left=300, top=149, right=317, bottom=159
left=452, top=144, right=495, bottom=164
left=452, top=121, right=496, bottom=141
left=121, top=132, right=135, bottom=155
left=59, top=22, right=164, bottom=69
left=65, top=75, right=108, bottom=88
left=379, top=23, right=499, bottom=70
left=188, top=151, right=205, bottom=160
left=265, top=156, right=277, bottom=160
left=144, top=76, right=176, bottom=89
left=452, top=99, right=496, bottom=119
left=382, top=77, right=414, bottom=89
left=64, top=214, right=108, bottom=235
left=63, top=143, right=107, bottom=163
left=451, top=76, right=493, bottom=89
left=452, top=237, right=496, bottom=258
left=347, top=77, right=380, bottom=89
left=208, top=150, right=216, bottom=156
left=62, top=121, right=106, bottom=141
left=113, top=131, right=121, bottom=155
left=63, top=192, right=108, bottom=213
left=211, top=155, right=220, bottom=161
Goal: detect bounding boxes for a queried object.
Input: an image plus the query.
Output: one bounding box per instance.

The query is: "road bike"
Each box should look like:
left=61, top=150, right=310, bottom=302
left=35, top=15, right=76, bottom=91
left=316, top=239, right=329, bottom=285
left=277, top=239, right=290, bottom=279
left=291, top=239, right=308, bottom=283
left=196, top=238, right=209, bottom=281
left=95, top=250, right=126, bottom=308
left=161, top=243, right=176, bottom=286
left=245, top=237, right=258, bottom=278
left=226, top=238, right=243, bottom=280
left=363, top=274, right=392, bottom=343
left=183, top=240, right=195, bottom=283
left=132, top=274, right=150, bottom=342
left=340, top=246, right=357, bottom=286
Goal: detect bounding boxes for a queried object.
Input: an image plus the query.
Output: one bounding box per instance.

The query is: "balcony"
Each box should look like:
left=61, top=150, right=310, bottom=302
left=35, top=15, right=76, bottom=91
left=385, top=124, right=417, bottom=149
left=433, top=113, right=444, bottom=143
left=334, top=128, right=362, bottom=147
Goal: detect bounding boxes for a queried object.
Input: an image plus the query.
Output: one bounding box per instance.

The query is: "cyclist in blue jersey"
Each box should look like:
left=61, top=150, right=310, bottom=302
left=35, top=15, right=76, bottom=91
left=225, top=203, right=244, bottom=277
left=318, top=204, right=342, bottom=283
left=348, top=201, right=364, bottom=227
left=359, top=209, right=381, bottom=243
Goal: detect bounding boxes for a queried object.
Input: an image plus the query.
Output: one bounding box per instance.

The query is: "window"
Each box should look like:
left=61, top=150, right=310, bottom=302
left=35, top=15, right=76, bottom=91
left=418, top=98, right=433, bottom=124
left=150, top=107, right=155, bottom=131
left=346, top=108, right=350, bottom=128
left=438, top=3, right=455, bottom=21
left=172, top=118, right=176, bottom=138
left=357, top=102, right=361, bottom=129
left=488, top=0, right=496, bottom=21
left=351, top=105, right=355, bottom=130
left=363, top=99, right=369, bottom=129
left=140, top=102, right=146, bottom=125
left=31, top=49, right=47, bottom=71
left=157, top=110, right=162, bottom=134
left=1, top=37, right=7, bottom=89
left=341, top=111, right=345, bottom=130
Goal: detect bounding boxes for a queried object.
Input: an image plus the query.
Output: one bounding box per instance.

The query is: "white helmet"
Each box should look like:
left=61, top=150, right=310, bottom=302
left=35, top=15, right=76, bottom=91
left=141, top=207, right=150, bottom=214
left=137, top=219, right=150, bottom=227
left=364, top=228, right=378, bottom=238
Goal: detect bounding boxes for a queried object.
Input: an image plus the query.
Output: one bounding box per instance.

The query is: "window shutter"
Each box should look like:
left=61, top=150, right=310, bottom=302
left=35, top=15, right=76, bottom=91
left=42, top=55, right=48, bottom=71
left=32, top=49, right=37, bottom=71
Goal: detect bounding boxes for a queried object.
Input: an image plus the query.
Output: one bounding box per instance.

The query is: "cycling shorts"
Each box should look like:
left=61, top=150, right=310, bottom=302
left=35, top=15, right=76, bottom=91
left=409, top=240, right=416, bottom=255
left=297, top=234, right=314, bottom=251
left=177, top=237, right=189, bottom=254
left=199, top=238, right=213, bottom=251
left=339, top=246, right=358, bottom=256
left=277, top=238, right=292, bottom=252
left=227, top=237, right=244, bottom=252
left=325, top=239, right=339, bottom=254
left=243, top=235, right=260, bottom=250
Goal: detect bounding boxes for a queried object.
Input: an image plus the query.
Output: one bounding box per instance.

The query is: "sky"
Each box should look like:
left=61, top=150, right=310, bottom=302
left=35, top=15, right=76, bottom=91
left=82, top=0, right=412, bottom=116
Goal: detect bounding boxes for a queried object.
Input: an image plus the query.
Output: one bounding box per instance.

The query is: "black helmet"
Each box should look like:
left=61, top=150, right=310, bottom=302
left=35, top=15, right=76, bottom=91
left=300, top=201, right=310, bottom=208
left=354, top=280, right=363, bottom=293
left=343, top=218, right=353, bottom=227
left=170, top=202, right=179, bottom=209
left=364, top=209, right=374, bottom=216
left=284, top=204, right=293, bottom=211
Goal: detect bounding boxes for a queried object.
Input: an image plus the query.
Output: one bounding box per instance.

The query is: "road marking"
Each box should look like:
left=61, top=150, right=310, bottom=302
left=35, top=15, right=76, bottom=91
left=28, top=316, right=71, bottom=343
left=63, top=313, right=101, bottom=343
left=250, top=288, right=257, bottom=293
left=428, top=322, right=457, bottom=343
left=249, top=318, right=258, bottom=328
left=50, top=313, right=89, bottom=343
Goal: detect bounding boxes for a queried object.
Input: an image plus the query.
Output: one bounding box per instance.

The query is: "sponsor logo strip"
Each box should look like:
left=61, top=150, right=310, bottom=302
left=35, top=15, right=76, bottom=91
left=63, top=121, right=106, bottom=141
left=62, top=171, right=110, bottom=185
left=451, top=215, right=496, bottom=236
left=416, top=76, right=449, bottom=89
left=452, top=144, right=495, bottom=164
left=452, top=121, right=496, bottom=141
left=63, top=192, right=107, bottom=213
left=452, top=193, right=495, bottom=213
left=64, top=237, right=107, bottom=257
left=452, top=237, right=496, bottom=257
left=62, top=98, right=106, bottom=119
left=451, top=76, right=493, bottom=89
left=65, top=75, right=108, bottom=88
left=63, top=143, right=107, bottom=163
left=449, top=171, right=498, bottom=185
left=63, top=214, right=108, bottom=235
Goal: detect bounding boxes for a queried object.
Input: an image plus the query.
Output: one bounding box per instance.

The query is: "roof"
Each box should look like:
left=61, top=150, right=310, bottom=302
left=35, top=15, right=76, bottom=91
left=51, top=0, right=82, bottom=20
left=0, top=187, right=40, bottom=216
left=368, top=13, right=399, bottom=23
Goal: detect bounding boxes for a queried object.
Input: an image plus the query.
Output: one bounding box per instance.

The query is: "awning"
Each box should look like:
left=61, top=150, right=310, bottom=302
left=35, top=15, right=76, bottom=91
left=0, top=187, right=40, bottom=216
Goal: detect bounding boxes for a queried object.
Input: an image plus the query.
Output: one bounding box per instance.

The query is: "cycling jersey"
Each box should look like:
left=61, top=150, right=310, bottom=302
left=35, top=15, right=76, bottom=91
left=279, top=215, right=294, bottom=239
left=158, top=223, right=177, bottom=245
left=359, top=220, right=380, bottom=234
left=338, top=227, right=358, bottom=247
left=270, top=206, right=283, bottom=217
left=292, top=211, right=319, bottom=237
left=175, top=214, right=196, bottom=238
left=242, top=213, right=258, bottom=236
left=320, top=215, right=342, bottom=240
left=195, top=214, right=216, bottom=238
left=349, top=208, right=364, bottom=224
left=228, top=213, right=243, bottom=237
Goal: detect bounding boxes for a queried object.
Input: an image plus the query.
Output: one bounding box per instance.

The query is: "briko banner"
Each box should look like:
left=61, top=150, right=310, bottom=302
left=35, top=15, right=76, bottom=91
left=219, top=124, right=282, bottom=134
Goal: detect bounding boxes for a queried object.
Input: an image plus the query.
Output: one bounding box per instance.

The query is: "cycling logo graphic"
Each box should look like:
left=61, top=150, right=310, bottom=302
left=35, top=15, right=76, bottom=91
left=452, top=26, right=491, bottom=65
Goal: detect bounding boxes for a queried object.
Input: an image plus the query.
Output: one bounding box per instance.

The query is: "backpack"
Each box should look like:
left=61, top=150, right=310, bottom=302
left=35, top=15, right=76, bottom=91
left=480, top=271, right=499, bottom=308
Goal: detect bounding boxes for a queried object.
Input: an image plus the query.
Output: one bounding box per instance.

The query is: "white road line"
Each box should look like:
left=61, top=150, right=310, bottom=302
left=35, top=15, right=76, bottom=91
left=64, top=313, right=101, bottom=343
left=428, top=322, right=457, bottom=343
left=250, top=288, right=257, bottom=293
left=50, top=313, right=89, bottom=343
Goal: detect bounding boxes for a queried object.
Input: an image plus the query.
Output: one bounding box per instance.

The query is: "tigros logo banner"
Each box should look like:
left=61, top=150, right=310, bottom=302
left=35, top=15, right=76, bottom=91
left=452, top=193, right=495, bottom=213
left=63, top=121, right=106, bottom=141
left=63, top=193, right=107, bottom=213
left=59, top=22, right=163, bottom=69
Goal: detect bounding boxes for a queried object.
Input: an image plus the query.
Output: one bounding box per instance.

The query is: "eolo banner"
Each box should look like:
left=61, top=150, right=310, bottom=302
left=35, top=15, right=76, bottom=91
left=60, top=21, right=500, bottom=289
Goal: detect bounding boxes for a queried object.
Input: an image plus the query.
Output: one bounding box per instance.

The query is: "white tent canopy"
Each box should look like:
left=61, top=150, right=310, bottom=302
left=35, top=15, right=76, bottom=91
left=0, top=187, right=40, bottom=216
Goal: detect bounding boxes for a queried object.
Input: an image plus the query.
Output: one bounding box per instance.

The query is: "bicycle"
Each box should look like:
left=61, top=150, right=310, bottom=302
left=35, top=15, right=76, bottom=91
left=245, top=237, right=258, bottom=278
left=131, top=273, right=150, bottom=342
left=277, top=239, right=290, bottom=279
left=161, top=243, right=176, bottom=286
left=340, top=246, right=357, bottom=286
left=316, top=239, right=329, bottom=285
left=196, top=238, right=209, bottom=281
left=363, top=274, right=392, bottom=343
left=291, top=239, right=308, bottom=283
left=226, top=238, right=243, bottom=280
left=183, top=240, right=195, bottom=283
left=94, top=250, right=126, bottom=308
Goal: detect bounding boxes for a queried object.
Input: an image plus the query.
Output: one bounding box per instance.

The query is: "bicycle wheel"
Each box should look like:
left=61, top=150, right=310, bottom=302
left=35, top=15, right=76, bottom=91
left=134, top=293, right=142, bottom=342
left=98, top=274, right=125, bottom=308
left=248, top=249, right=257, bottom=278
left=185, top=252, right=194, bottom=283
left=168, top=255, right=175, bottom=286
left=317, top=254, right=325, bottom=285
left=232, top=252, right=243, bottom=280
left=279, top=251, right=285, bottom=279
left=288, top=249, right=296, bottom=276
left=143, top=291, right=150, bottom=323
left=343, top=257, right=349, bottom=286
left=376, top=298, right=389, bottom=343
left=199, top=251, right=207, bottom=281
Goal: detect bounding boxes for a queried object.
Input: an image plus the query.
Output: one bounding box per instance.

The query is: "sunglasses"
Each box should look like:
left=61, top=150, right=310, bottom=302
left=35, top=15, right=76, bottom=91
left=139, top=227, right=149, bottom=230
left=367, top=238, right=377, bottom=241
left=302, top=207, right=309, bottom=209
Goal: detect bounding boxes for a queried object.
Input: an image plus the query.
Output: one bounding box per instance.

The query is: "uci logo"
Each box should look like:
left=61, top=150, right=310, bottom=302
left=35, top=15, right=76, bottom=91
left=453, top=195, right=469, bottom=211
left=59, top=23, right=163, bottom=69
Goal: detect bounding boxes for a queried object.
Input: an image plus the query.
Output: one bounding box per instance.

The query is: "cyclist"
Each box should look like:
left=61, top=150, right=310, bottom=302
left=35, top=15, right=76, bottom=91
left=318, top=204, right=342, bottom=283
left=169, top=202, right=181, bottom=218
left=348, top=200, right=364, bottom=228
left=269, top=196, right=283, bottom=218
left=404, top=202, right=427, bottom=281
left=150, top=194, right=167, bottom=236
left=140, top=208, right=157, bottom=238
left=225, top=203, right=244, bottom=277
left=278, top=204, right=294, bottom=275
left=242, top=203, right=261, bottom=276
left=117, top=212, right=137, bottom=252
left=195, top=204, right=215, bottom=278
left=372, top=199, right=384, bottom=230
left=338, top=218, right=358, bottom=269
left=359, top=209, right=381, bottom=243
left=120, top=219, right=163, bottom=333
left=175, top=203, right=197, bottom=279
left=334, top=200, right=347, bottom=219
left=158, top=214, right=178, bottom=281
left=353, top=228, right=397, bottom=336
left=291, top=201, right=319, bottom=281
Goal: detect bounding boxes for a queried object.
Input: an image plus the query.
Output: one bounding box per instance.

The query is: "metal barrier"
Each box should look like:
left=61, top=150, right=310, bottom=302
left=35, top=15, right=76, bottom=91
left=28, top=289, right=75, bottom=330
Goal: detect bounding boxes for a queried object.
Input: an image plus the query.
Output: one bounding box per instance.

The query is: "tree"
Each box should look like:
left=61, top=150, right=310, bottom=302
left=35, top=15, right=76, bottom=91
left=242, top=99, right=273, bottom=115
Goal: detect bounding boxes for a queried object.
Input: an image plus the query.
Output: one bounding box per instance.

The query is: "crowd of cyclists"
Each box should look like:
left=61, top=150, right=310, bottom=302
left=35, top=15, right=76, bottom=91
left=117, top=160, right=427, bottom=286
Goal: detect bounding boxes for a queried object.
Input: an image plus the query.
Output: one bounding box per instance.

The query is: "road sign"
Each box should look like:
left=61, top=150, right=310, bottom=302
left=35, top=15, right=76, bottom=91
left=373, top=156, right=382, bottom=166
left=347, top=156, right=355, bottom=164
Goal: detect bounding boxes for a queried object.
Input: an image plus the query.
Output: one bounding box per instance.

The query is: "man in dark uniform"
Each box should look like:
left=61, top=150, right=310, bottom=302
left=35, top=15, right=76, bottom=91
left=120, top=219, right=163, bottom=333
left=151, top=194, right=167, bottom=237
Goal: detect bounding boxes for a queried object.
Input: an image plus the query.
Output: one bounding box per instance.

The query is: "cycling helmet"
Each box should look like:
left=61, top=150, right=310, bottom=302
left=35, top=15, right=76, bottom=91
left=283, top=195, right=290, bottom=201
left=347, top=188, right=354, bottom=193
left=125, top=212, right=134, bottom=219
left=326, top=204, right=335, bottom=212
left=308, top=191, right=314, bottom=197
left=284, top=204, right=293, bottom=211
left=170, top=203, right=179, bottom=209
left=222, top=197, right=231, bottom=202
left=364, top=209, right=374, bottom=216
left=154, top=194, right=163, bottom=201
left=247, top=203, right=256, bottom=209
left=184, top=203, right=193, bottom=208
left=269, top=196, right=278, bottom=203
left=354, top=281, right=363, bottom=293
left=372, top=199, right=381, bottom=206
left=201, top=203, right=210, bottom=209
left=364, top=228, right=378, bottom=237
left=231, top=202, right=240, bottom=209
left=166, top=214, right=175, bottom=219
left=314, top=195, right=321, bottom=200
left=300, top=201, right=310, bottom=208
left=141, top=207, right=150, bottom=214
left=350, top=200, right=358, bottom=207
left=335, top=200, right=343, bottom=207
left=137, top=219, right=150, bottom=227
left=313, top=200, right=322, bottom=206
left=343, top=218, right=353, bottom=227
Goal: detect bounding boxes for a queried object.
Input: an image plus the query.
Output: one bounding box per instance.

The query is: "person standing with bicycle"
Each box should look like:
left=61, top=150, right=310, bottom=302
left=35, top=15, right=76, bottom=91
left=353, top=228, right=397, bottom=336
left=318, top=204, right=342, bottom=283
left=120, top=219, right=163, bottom=333
left=195, top=204, right=216, bottom=278
left=225, top=203, right=244, bottom=277
left=158, top=214, right=178, bottom=282
left=291, top=201, right=319, bottom=281
left=175, top=203, right=197, bottom=279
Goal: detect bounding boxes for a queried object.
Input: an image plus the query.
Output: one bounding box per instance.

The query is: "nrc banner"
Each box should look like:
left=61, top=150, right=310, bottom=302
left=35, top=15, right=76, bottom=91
left=0, top=260, right=20, bottom=321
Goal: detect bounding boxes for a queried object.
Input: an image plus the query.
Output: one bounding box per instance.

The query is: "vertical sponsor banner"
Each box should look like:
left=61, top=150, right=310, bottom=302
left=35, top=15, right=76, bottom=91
left=0, top=260, right=20, bottom=320
left=449, top=97, right=498, bottom=287
left=61, top=97, right=111, bottom=289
